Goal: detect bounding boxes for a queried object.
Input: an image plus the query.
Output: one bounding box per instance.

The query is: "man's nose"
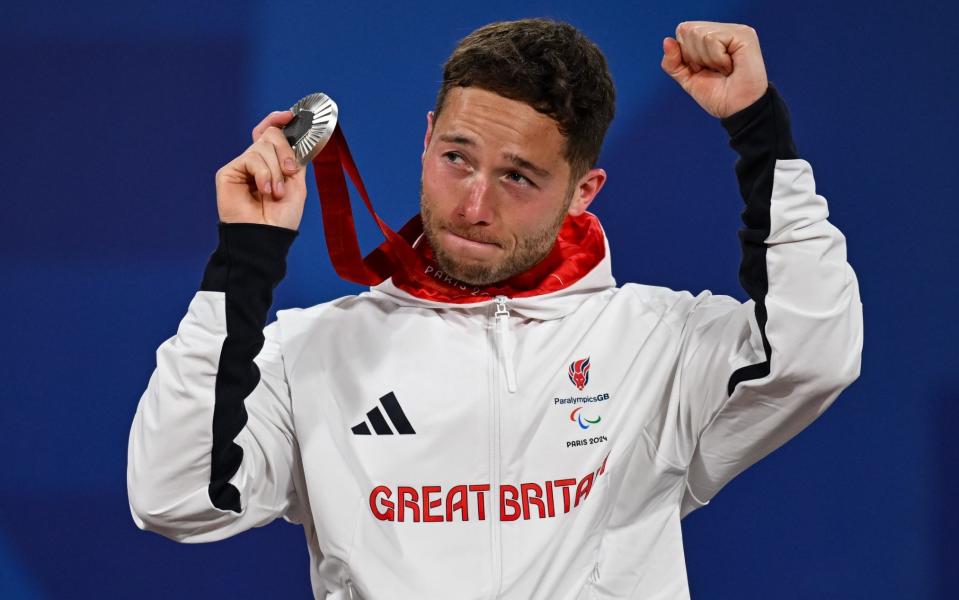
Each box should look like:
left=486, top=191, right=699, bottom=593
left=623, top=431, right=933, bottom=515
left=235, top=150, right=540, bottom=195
left=457, top=178, right=495, bottom=225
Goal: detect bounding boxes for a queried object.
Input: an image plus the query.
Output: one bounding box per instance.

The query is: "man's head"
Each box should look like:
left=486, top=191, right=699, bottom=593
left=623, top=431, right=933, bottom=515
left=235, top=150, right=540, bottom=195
left=420, top=18, right=616, bottom=286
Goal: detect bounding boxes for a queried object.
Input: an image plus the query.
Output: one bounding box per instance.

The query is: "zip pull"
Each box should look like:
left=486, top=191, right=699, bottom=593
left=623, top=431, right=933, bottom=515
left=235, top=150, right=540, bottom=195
left=493, top=295, right=518, bottom=393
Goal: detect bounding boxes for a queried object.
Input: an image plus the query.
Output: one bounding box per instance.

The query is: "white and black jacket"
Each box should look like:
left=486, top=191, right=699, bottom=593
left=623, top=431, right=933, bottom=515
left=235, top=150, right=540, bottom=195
left=127, top=86, right=863, bottom=599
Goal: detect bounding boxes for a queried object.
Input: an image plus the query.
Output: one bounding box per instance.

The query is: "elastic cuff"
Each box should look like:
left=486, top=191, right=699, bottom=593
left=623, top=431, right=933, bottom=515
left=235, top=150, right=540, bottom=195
left=720, top=83, right=799, bottom=161
left=200, top=222, right=298, bottom=292
left=720, top=84, right=776, bottom=137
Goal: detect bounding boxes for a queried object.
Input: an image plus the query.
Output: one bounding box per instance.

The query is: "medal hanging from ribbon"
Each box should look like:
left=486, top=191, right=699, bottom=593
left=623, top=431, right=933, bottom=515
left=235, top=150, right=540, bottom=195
left=282, top=92, right=445, bottom=291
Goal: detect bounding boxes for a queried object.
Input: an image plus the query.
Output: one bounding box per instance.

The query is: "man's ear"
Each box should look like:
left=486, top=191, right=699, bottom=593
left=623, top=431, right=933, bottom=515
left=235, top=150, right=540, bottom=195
left=567, top=168, right=607, bottom=216
left=422, top=111, right=435, bottom=160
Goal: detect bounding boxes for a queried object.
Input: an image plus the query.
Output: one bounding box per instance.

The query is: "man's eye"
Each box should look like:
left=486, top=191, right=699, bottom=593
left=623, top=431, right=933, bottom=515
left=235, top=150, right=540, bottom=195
left=505, top=172, right=532, bottom=186
left=443, top=152, right=464, bottom=163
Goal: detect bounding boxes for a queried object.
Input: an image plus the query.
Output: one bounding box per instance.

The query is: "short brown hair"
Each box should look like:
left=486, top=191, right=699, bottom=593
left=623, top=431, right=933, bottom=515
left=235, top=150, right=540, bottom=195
left=434, top=19, right=616, bottom=181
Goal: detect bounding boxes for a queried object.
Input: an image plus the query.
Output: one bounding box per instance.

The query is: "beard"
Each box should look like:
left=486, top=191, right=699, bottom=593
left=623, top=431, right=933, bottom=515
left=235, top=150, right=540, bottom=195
left=419, top=185, right=569, bottom=286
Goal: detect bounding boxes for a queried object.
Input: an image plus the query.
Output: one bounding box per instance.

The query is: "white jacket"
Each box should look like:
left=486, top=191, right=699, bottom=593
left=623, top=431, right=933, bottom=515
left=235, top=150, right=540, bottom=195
left=128, top=86, right=863, bottom=599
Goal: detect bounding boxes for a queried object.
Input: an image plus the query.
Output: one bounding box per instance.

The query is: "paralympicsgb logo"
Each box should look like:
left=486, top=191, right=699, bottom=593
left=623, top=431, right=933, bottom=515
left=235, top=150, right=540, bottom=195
left=556, top=356, right=608, bottom=438
left=568, top=357, right=591, bottom=390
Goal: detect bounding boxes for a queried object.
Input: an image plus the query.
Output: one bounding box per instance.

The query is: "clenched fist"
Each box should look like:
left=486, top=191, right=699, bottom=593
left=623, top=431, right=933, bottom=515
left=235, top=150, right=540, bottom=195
left=661, top=22, right=769, bottom=118
left=215, top=111, right=309, bottom=231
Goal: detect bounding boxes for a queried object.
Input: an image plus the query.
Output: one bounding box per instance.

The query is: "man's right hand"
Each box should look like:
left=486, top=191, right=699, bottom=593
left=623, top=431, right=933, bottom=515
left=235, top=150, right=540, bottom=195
left=215, top=111, right=308, bottom=231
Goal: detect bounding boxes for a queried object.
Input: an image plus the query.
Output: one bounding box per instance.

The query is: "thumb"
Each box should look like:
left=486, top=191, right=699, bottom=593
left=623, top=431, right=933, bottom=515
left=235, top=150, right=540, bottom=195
left=660, top=37, right=690, bottom=85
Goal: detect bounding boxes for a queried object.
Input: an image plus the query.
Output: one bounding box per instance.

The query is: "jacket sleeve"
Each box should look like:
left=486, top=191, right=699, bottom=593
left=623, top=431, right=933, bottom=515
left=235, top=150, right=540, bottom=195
left=127, top=222, right=301, bottom=542
left=674, top=85, right=864, bottom=517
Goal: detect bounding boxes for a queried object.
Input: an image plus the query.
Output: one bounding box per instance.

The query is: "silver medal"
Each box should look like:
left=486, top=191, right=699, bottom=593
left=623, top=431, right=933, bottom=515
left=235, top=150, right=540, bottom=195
left=283, top=92, right=339, bottom=166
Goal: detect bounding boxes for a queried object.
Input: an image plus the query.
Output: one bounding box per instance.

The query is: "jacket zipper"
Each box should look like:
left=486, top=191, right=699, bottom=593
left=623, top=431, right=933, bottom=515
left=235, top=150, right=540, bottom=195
left=488, top=294, right=516, bottom=599
left=493, top=295, right=518, bottom=393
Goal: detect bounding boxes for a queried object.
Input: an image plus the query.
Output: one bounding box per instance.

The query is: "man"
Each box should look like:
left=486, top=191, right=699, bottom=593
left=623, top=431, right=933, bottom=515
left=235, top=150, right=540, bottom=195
left=128, top=18, right=862, bottom=599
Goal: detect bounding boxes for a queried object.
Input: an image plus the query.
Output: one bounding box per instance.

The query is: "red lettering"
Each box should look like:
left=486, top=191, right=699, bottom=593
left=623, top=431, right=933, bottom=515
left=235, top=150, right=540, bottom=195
left=368, top=458, right=608, bottom=525
left=554, top=478, right=576, bottom=514
left=574, top=473, right=594, bottom=507
left=545, top=480, right=555, bottom=518
left=422, top=486, right=442, bottom=523
left=500, top=485, right=521, bottom=521
left=521, top=482, right=546, bottom=520
left=397, top=486, right=420, bottom=523
left=469, top=484, right=490, bottom=521
left=370, top=486, right=394, bottom=521
left=446, top=485, right=469, bottom=521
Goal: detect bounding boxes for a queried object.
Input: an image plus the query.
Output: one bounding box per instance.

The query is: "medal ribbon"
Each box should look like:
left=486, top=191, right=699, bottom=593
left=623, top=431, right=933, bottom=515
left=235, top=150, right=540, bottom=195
left=310, top=126, right=431, bottom=287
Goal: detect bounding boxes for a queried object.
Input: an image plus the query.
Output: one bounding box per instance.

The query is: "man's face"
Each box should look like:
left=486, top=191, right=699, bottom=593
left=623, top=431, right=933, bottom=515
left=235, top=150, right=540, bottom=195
left=420, top=87, right=602, bottom=286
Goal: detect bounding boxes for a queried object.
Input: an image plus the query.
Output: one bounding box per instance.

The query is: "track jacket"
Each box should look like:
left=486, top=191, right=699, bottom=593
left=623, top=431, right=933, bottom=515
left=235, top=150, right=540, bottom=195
left=127, top=86, right=863, bottom=599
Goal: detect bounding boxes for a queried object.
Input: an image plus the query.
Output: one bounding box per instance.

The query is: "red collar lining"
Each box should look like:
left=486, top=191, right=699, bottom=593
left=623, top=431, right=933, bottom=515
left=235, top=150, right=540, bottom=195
left=389, top=212, right=606, bottom=304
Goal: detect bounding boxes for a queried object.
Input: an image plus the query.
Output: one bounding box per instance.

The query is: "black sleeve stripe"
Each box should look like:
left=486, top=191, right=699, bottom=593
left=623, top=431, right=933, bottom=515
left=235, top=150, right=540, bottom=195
left=720, top=85, right=799, bottom=398
left=200, top=222, right=297, bottom=513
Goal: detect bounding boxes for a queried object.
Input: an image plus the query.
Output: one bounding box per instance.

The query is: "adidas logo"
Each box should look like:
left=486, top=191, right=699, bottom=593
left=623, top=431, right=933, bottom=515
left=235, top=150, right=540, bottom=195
left=351, top=392, right=416, bottom=435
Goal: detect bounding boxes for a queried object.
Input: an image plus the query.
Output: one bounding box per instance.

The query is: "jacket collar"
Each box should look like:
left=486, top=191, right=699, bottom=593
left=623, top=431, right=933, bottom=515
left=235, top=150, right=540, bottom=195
left=369, top=211, right=616, bottom=320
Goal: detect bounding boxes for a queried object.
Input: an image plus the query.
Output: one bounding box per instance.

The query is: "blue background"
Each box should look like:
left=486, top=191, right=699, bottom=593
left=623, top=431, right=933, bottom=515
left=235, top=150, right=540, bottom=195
left=2, top=0, right=956, bottom=597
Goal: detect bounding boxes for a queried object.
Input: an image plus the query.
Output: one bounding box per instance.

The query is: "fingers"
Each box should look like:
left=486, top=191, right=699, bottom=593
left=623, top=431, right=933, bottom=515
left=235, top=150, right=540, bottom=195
left=252, top=110, right=295, bottom=142
left=674, top=22, right=735, bottom=76
left=238, top=150, right=276, bottom=199
left=675, top=24, right=704, bottom=74
left=216, top=110, right=303, bottom=203
left=240, top=123, right=301, bottom=199
left=243, top=135, right=295, bottom=199
left=259, top=126, right=300, bottom=177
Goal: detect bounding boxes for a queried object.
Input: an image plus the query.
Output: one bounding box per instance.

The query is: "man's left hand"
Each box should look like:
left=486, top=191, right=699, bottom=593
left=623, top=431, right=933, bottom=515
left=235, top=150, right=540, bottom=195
left=661, top=22, right=768, bottom=118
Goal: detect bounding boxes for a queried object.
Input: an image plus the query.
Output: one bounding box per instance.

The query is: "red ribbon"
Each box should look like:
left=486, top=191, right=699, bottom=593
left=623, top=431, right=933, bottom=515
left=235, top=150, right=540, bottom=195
left=310, top=126, right=422, bottom=285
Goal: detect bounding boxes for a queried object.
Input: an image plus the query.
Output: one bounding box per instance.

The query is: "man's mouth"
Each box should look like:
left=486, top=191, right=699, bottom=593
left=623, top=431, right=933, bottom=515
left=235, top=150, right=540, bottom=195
left=459, top=233, right=499, bottom=245
left=441, top=229, right=503, bottom=256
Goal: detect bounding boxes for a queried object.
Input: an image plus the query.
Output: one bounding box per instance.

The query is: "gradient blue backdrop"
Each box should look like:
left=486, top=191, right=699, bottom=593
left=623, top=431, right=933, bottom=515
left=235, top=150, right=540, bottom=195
left=2, top=1, right=956, bottom=598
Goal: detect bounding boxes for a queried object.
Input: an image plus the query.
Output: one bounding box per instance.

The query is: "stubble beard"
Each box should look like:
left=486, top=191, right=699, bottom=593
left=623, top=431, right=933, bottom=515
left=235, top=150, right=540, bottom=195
left=419, top=187, right=569, bottom=287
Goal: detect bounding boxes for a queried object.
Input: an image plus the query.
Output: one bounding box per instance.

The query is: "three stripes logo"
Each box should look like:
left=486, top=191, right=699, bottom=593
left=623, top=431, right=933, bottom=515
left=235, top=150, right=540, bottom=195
left=351, top=392, right=416, bottom=435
